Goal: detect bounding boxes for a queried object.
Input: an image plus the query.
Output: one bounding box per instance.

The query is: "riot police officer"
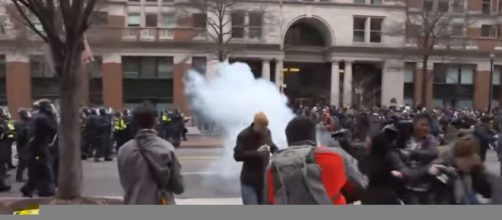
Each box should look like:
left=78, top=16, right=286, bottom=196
left=15, top=109, right=32, bottom=182
left=21, top=99, right=58, bottom=197
left=113, top=111, right=128, bottom=152
left=98, top=108, right=113, bottom=161
left=0, top=109, right=13, bottom=191
left=80, top=107, right=91, bottom=159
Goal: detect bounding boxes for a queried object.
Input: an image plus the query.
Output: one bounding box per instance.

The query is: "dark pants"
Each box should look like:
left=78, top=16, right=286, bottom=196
left=90, top=136, right=102, bottom=159
left=101, top=134, right=112, bottom=159
left=6, top=141, right=13, bottom=167
left=16, top=146, right=28, bottom=181
left=21, top=156, right=55, bottom=197
left=401, top=190, right=435, bottom=205
left=0, top=163, right=10, bottom=191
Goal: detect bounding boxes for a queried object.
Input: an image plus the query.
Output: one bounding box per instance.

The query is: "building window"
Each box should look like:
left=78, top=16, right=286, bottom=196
left=404, top=63, right=415, bottom=83
left=481, top=25, right=497, bottom=38
left=231, top=11, right=245, bottom=38
left=493, top=68, right=501, bottom=85
left=193, top=13, right=207, bottom=29
left=162, top=13, right=176, bottom=28
left=145, top=14, right=158, bottom=27
left=453, top=0, right=465, bottom=13
left=158, top=57, right=174, bottom=79
left=437, top=0, right=449, bottom=12
left=127, top=13, right=141, bottom=27
left=353, top=17, right=366, bottom=42
left=145, top=0, right=157, bottom=2
left=91, top=57, right=102, bottom=78
left=0, top=55, right=5, bottom=78
left=452, top=24, right=464, bottom=36
left=123, top=57, right=141, bottom=78
left=370, top=18, right=383, bottom=43
left=460, top=65, right=473, bottom=85
left=92, top=12, right=108, bottom=26
left=0, top=24, right=5, bottom=35
left=482, top=0, right=492, bottom=14
left=30, top=55, right=54, bottom=78
left=248, top=12, right=263, bottom=39
left=123, top=56, right=174, bottom=79
left=192, top=57, right=207, bottom=75
left=354, top=0, right=365, bottom=4
left=446, top=66, right=459, bottom=84
left=423, top=0, right=433, bottom=11
left=371, top=0, right=382, bottom=5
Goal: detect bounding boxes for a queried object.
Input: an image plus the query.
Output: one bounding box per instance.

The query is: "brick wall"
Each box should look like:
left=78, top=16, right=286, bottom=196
left=173, top=63, right=190, bottom=115
left=6, top=62, right=32, bottom=119
left=474, top=70, right=490, bottom=110
left=102, top=63, right=123, bottom=110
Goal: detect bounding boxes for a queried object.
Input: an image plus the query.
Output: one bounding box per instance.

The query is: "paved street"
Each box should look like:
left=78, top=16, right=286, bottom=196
left=0, top=146, right=500, bottom=203
left=0, top=147, right=241, bottom=199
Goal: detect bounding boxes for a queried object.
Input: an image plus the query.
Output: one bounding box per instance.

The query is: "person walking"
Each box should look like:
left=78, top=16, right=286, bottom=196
left=117, top=102, right=184, bottom=205
left=234, top=112, right=278, bottom=205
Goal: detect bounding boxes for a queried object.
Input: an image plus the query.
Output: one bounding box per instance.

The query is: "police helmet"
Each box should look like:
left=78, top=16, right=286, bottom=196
left=99, top=108, right=107, bottom=116
left=18, top=108, right=31, bottom=120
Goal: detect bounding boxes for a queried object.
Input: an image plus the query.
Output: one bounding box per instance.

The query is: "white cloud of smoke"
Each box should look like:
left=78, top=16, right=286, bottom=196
left=185, top=62, right=295, bottom=178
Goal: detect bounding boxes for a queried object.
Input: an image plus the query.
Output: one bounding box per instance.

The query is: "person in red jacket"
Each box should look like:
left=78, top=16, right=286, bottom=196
left=265, top=116, right=366, bottom=205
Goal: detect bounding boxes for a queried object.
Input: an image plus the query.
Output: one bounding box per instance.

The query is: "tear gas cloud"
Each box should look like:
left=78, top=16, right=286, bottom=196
left=185, top=62, right=295, bottom=178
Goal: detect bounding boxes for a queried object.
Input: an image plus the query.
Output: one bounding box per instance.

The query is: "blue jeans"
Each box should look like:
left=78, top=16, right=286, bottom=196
left=241, top=184, right=264, bottom=205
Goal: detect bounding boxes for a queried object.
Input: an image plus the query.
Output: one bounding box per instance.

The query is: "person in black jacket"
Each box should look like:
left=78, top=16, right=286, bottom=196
left=234, top=112, right=278, bottom=205
left=392, top=113, right=439, bottom=204
left=15, top=109, right=32, bottom=182
left=20, top=99, right=58, bottom=197
left=98, top=108, right=113, bottom=161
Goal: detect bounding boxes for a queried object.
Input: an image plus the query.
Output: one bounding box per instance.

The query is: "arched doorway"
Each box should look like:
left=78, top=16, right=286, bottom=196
left=283, top=17, right=333, bottom=107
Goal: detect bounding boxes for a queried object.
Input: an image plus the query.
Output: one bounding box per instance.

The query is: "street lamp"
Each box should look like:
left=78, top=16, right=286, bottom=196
left=489, top=52, right=496, bottom=111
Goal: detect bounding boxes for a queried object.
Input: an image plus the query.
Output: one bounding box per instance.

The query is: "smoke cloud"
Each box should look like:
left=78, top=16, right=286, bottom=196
left=185, top=62, right=295, bottom=178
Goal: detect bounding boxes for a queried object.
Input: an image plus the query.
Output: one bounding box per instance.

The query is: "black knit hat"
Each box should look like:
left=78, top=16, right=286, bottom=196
left=285, top=116, right=317, bottom=145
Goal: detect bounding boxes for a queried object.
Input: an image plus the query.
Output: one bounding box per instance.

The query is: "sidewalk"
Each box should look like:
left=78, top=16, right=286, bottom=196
left=180, top=135, right=224, bottom=148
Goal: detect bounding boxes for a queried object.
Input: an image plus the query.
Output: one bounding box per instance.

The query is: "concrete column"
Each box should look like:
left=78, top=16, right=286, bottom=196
left=275, top=59, right=284, bottom=91
left=343, top=61, right=353, bottom=107
left=102, top=53, right=123, bottom=110
left=381, top=60, right=404, bottom=106
left=6, top=53, right=32, bottom=119
left=262, top=59, right=271, bottom=81
left=330, top=61, right=340, bottom=106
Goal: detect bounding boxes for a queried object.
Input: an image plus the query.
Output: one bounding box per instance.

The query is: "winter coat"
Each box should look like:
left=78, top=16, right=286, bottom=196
left=234, top=124, right=278, bottom=187
left=433, top=151, right=502, bottom=204
left=117, top=129, right=184, bottom=205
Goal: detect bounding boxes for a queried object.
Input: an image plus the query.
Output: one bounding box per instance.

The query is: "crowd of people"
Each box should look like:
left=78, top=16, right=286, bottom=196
left=233, top=103, right=502, bottom=205
left=0, top=99, right=188, bottom=197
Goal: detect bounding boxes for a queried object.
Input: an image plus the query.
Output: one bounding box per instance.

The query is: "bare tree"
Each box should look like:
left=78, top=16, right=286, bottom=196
left=180, top=0, right=275, bottom=62
left=390, top=0, right=474, bottom=107
left=7, top=0, right=97, bottom=199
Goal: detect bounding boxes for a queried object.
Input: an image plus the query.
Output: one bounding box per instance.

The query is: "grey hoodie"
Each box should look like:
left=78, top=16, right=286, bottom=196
left=117, top=129, right=184, bottom=205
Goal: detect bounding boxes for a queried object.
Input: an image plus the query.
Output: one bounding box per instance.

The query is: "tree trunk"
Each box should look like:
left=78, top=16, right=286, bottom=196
left=421, top=55, right=429, bottom=108
left=56, top=53, right=83, bottom=199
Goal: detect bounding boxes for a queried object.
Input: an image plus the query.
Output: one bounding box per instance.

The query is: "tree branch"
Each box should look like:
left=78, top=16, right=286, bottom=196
left=11, top=0, right=48, bottom=42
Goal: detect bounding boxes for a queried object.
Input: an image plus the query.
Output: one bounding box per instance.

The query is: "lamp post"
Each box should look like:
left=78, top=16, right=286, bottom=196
left=489, top=52, right=495, bottom=112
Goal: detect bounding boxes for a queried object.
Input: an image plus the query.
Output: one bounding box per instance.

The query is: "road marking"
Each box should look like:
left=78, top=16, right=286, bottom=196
left=179, top=156, right=221, bottom=160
